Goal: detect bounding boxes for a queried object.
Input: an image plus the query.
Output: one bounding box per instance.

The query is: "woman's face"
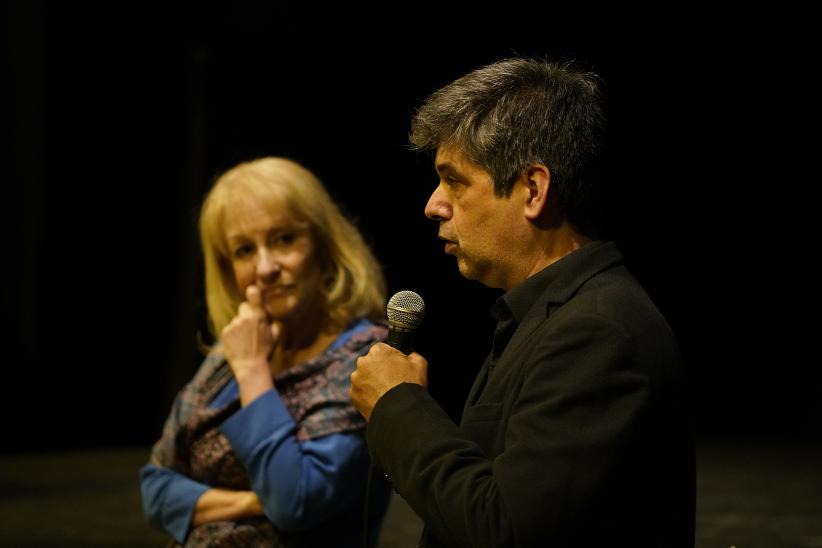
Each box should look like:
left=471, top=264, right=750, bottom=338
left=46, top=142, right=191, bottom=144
left=223, top=197, right=322, bottom=323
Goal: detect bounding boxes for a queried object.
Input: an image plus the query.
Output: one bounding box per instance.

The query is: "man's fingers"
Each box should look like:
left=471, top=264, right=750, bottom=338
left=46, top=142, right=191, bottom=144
left=408, top=352, right=428, bottom=368
left=373, top=342, right=405, bottom=356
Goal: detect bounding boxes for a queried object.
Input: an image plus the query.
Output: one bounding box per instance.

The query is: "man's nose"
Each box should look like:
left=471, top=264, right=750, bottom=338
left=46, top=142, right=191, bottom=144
left=424, top=184, right=452, bottom=221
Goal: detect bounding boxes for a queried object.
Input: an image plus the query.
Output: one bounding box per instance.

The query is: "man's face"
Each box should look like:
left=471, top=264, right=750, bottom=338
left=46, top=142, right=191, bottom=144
left=424, top=144, right=525, bottom=289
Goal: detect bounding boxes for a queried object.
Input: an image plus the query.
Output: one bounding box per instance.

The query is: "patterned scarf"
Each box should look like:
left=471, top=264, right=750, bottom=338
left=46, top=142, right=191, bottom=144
left=149, top=320, right=387, bottom=547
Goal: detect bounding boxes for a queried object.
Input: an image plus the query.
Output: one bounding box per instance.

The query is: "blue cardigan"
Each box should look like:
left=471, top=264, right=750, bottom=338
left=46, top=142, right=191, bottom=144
left=140, top=319, right=389, bottom=545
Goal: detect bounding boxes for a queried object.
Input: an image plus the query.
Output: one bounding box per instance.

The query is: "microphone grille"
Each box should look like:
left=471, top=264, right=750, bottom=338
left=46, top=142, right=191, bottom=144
left=386, top=290, right=426, bottom=329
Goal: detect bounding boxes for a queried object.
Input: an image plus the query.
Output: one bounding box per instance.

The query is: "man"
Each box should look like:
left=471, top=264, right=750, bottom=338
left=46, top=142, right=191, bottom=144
left=350, top=58, right=695, bottom=547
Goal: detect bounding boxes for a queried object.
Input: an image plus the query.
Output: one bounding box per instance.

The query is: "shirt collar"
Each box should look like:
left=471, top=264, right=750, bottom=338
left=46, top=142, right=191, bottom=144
left=499, top=240, right=624, bottom=323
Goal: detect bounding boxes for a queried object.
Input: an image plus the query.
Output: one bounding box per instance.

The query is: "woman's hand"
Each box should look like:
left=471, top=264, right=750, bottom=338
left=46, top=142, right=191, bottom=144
left=221, top=285, right=280, bottom=405
left=192, top=488, right=265, bottom=527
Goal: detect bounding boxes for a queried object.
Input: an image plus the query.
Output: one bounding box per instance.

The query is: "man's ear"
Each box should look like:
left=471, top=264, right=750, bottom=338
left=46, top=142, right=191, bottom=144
left=523, top=163, right=551, bottom=220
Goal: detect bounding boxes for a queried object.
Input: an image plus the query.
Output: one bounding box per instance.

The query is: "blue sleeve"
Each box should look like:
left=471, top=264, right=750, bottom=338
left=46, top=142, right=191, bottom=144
left=220, top=389, right=370, bottom=532
left=139, top=463, right=210, bottom=543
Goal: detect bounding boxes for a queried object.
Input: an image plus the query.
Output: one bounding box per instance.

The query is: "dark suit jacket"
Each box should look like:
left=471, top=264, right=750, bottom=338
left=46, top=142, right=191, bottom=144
left=367, top=241, right=695, bottom=547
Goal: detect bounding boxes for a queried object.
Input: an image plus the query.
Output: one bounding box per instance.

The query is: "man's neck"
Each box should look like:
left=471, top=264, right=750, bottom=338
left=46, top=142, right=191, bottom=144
left=509, top=223, right=592, bottom=290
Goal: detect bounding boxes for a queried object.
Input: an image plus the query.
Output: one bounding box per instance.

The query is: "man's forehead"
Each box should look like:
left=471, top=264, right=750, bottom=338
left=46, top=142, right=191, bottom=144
left=435, top=143, right=470, bottom=172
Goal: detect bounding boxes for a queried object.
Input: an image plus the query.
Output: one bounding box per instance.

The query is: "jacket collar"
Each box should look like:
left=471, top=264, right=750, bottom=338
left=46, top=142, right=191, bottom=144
left=502, top=240, right=624, bottom=323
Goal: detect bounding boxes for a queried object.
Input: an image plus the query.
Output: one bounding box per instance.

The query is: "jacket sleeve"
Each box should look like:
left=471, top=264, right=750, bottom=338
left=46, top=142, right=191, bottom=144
left=221, top=389, right=372, bottom=532
left=366, top=313, right=650, bottom=547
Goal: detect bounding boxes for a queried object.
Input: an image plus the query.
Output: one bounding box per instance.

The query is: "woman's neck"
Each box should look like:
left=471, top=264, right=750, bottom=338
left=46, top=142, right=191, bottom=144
left=269, top=303, right=343, bottom=376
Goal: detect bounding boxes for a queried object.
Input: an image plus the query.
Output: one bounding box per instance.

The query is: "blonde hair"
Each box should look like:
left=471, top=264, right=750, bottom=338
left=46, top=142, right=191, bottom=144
left=199, top=157, right=385, bottom=339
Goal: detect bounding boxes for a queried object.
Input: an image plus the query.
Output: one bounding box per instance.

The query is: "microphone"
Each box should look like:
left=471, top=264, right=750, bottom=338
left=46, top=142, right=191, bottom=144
left=385, top=290, right=426, bottom=355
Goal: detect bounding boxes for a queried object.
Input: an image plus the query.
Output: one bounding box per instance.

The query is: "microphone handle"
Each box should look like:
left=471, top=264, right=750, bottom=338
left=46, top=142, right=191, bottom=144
left=386, top=326, right=414, bottom=355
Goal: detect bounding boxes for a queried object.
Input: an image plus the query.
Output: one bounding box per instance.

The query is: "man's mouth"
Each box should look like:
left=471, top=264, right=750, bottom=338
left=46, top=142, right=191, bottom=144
left=439, top=236, right=458, bottom=254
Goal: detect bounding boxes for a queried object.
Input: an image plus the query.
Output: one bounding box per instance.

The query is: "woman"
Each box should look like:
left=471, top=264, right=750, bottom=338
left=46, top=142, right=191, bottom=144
left=140, top=157, right=390, bottom=547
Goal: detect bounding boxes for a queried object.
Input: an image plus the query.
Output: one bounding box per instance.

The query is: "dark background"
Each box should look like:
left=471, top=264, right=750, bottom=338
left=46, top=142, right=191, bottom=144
left=2, top=3, right=814, bottom=454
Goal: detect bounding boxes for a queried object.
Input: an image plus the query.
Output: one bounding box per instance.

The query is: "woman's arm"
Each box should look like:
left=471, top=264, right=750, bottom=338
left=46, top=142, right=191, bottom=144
left=139, top=464, right=210, bottom=543
left=191, top=487, right=264, bottom=526
left=220, top=390, right=370, bottom=532
left=141, top=463, right=266, bottom=541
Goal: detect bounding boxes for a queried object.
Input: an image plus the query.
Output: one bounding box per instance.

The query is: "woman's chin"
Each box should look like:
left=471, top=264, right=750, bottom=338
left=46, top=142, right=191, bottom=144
left=264, top=299, right=297, bottom=323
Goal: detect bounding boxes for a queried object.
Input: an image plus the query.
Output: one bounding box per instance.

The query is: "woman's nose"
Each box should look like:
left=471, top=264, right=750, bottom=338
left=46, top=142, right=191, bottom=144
left=256, top=249, right=281, bottom=281
left=425, top=184, right=452, bottom=221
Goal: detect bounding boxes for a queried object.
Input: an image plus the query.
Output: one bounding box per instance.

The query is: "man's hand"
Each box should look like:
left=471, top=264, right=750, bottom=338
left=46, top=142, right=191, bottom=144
left=350, top=342, right=428, bottom=421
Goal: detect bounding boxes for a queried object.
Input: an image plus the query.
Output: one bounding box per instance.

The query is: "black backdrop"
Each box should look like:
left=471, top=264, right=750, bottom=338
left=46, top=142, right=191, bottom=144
left=2, top=4, right=815, bottom=453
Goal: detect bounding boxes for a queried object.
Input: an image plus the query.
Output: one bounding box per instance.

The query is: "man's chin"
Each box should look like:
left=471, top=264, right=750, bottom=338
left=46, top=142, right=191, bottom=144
left=456, top=258, right=478, bottom=280
left=456, top=258, right=501, bottom=288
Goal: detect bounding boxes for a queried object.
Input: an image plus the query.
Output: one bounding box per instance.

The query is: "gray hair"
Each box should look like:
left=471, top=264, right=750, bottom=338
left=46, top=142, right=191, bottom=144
left=410, top=58, right=605, bottom=233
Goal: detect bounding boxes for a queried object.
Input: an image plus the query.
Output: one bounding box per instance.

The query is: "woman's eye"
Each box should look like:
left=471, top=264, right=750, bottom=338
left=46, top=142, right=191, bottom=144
left=233, top=245, right=254, bottom=259
left=278, top=232, right=296, bottom=245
